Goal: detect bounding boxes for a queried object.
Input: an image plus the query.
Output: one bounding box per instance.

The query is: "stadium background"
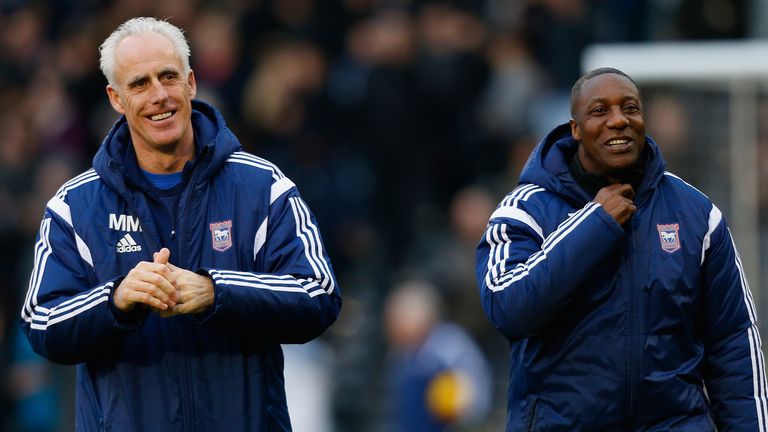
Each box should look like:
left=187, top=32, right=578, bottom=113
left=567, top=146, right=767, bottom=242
left=1, top=0, right=767, bottom=431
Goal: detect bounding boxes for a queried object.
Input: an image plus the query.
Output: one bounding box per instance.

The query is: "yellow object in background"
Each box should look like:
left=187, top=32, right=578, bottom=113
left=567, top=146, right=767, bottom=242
left=426, top=370, right=472, bottom=423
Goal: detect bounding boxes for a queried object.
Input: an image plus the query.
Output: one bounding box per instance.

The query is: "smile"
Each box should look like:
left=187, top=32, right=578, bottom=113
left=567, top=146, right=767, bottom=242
left=607, top=138, right=629, bottom=147
left=149, top=111, right=173, bottom=121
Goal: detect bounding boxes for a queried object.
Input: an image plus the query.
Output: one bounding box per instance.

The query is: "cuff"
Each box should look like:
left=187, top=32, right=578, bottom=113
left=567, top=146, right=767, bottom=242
left=193, top=268, right=221, bottom=323
left=108, top=277, right=150, bottom=329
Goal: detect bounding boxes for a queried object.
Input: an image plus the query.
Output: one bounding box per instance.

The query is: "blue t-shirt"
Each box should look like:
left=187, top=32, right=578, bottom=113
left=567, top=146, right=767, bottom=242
left=141, top=169, right=182, bottom=250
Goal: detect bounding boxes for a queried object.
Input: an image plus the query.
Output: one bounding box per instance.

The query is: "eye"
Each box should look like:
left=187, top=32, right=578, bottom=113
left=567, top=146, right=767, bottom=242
left=130, top=79, right=147, bottom=90
left=161, top=72, right=179, bottom=83
left=623, top=103, right=640, bottom=113
left=590, top=106, right=607, bottom=115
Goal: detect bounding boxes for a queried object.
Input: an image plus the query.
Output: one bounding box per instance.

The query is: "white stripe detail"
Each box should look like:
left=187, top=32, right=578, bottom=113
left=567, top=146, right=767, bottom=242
left=490, top=206, right=544, bottom=240
left=500, top=184, right=544, bottom=208
left=485, top=202, right=601, bottom=292
left=75, top=234, right=94, bottom=267
left=253, top=217, right=268, bottom=261
left=728, top=227, right=768, bottom=427
left=271, top=177, right=295, bottom=204
left=289, top=197, right=335, bottom=294
left=731, top=228, right=757, bottom=324
left=749, top=325, right=768, bottom=431
left=209, top=270, right=321, bottom=296
left=226, top=157, right=281, bottom=180
left=701, top=204, right=723, bottom=264
left=47, top=196, right=72, bottom=225
left=46, top=196, right=94, bottom=267
left=231, top=152, right=286, bottom=177
left=27, top=283, right=113, bottom=329
left=226, top=152, right=286, bottom=180
left=22, top=218, right=53, bottom=321
left=56, top=169, right=99, bottom=199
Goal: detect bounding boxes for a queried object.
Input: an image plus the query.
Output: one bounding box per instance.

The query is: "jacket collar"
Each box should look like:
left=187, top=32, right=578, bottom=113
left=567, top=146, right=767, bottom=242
left=93, top=100, right=241, bottom=195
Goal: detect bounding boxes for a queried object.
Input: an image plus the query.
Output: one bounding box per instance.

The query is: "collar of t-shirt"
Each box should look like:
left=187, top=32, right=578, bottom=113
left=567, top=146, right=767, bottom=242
left=140, top=169, right=183, bottom=190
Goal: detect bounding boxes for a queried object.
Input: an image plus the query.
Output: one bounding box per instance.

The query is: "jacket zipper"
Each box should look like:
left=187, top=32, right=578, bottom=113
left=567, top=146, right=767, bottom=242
left=177, top=164, right=202, bottom=432
left=626, top=217, right=640, bottom=426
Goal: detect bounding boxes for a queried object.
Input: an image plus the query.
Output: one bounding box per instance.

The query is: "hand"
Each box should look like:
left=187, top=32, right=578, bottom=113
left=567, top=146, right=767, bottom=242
left=593, top=183, right=636, bottom=225
left=156, top=263, right=215, bottom=318
left=113, top=248, right=177, bottom=312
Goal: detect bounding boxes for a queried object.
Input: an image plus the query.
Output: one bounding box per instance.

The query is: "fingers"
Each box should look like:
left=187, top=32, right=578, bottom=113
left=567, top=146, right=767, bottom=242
left=155, top=271, right=215, bottom=318
left=593, top=183, right=636, bottom=226
left=615, top=183, right=634, bottom=200
left=122, top=279, right=176, bottom=310
left=153, top=247, right=170, bottom=265
left=113, top=258, right=178, bottom=312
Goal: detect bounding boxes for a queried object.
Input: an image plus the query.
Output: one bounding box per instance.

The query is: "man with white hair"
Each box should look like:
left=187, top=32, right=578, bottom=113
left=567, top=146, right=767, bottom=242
left=20, top=17, right=342, bottom=431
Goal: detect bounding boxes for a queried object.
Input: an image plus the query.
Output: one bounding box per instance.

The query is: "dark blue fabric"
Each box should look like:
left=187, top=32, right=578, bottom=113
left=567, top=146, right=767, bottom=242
left=476, top=123, right=764, bottom=431
left=20, top=101, right=342, bottom=432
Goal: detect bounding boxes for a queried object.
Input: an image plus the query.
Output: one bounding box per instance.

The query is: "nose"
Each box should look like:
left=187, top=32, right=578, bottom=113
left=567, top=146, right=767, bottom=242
left=606, top=107, right=629, bottom=129
left=148, top=78, right=169, bottom=104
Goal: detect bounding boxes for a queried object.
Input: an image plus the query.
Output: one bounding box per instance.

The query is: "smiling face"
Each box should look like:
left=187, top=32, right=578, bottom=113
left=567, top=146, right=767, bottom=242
left=106, top=32, right=196, bottom=171
left=569, top=73, right=646, bottom=176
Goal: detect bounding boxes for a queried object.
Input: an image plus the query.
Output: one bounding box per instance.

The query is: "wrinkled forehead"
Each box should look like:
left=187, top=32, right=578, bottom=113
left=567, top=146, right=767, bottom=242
left=113, top=33, right=181, bottom=79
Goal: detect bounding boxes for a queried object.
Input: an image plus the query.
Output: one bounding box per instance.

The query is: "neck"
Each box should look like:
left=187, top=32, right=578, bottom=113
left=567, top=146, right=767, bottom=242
left=133, top=137, right=195, bottom=174
left=569, top=152, right=645, bottom=197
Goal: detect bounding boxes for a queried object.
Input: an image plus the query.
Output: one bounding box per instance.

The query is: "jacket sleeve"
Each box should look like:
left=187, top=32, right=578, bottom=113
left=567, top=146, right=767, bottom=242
left=700, top=205, right=768, bottom=431
left=20, top=207, right=146, bottom=365
left=475, top=197, right=625, bottom=341
left=199, top=185, right=341, bottom=344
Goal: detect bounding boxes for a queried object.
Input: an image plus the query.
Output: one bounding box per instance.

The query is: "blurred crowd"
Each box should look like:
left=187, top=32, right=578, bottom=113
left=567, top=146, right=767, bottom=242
left=0, top=0, right=755, bottom=431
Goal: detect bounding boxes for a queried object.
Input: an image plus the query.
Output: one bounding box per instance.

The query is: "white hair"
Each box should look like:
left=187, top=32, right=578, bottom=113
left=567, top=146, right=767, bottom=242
left=99, top=17, right=191, bottom=88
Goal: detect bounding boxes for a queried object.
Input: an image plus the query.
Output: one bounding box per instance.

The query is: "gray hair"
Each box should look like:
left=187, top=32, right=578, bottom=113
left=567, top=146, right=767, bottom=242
left=99, top=17, right=191, bottom=88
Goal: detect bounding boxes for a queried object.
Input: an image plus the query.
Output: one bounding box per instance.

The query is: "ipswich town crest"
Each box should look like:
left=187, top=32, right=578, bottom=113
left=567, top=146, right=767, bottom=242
left=657, top=223, right=681, bottom=253
left=210, top=220, right=233, bottom=252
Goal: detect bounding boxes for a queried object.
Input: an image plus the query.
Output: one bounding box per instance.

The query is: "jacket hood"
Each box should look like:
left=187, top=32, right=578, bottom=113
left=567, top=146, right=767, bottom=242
left=518, top=122, right=667, bottom=207
left=93, top=100, right=241, bottom=194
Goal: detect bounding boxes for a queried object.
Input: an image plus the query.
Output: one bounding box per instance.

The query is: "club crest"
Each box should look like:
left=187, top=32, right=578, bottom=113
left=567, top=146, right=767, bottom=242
left=210, top=220, right=233, bottom=252
left=657, top=223, right=681, bottom=253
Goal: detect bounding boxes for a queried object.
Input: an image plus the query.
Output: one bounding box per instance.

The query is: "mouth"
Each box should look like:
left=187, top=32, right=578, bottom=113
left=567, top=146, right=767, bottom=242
left=604, top=137, right=632, bottom=151
left=147, top=111, right=175, bottom=122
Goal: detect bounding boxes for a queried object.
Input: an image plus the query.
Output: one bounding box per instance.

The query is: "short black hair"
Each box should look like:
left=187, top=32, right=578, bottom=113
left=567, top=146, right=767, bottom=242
left=570, top=67, right=641, bottom=116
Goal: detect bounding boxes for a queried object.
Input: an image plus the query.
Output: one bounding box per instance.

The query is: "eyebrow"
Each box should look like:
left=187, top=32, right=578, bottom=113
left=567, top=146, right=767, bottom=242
left=586, top=94, right=640, bottom=105
left=126, top=67, right=181, bottom=88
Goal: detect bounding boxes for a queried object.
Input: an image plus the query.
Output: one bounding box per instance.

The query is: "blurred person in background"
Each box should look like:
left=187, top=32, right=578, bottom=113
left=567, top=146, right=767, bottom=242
left=383, top=278, right=491, bottom=432
left=476, top=67, right=767, bottom=430
left=18, top=17, right=341, bottom=432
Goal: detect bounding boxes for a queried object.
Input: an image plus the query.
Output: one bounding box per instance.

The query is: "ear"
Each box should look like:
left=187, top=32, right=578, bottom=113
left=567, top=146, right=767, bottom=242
left=569, top=117, right=581, bottom=141
left=106, top=85, right=125, bottom=114
left=187, top=70, right=197, bottom=99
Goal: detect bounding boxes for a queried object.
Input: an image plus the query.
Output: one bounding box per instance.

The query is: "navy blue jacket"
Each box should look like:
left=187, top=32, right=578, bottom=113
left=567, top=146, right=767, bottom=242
left=20, top=101, right=342, bottom=431
left=476, top=124, right=767, bottom=431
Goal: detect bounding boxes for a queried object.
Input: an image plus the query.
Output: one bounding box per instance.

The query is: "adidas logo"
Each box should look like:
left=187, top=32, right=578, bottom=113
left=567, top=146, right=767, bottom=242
left=116, top=233, right=142, bottom=253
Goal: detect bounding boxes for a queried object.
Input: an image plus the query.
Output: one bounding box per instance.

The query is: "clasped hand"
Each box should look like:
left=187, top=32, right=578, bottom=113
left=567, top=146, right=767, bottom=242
left=113, top=247, right=214, bottom=316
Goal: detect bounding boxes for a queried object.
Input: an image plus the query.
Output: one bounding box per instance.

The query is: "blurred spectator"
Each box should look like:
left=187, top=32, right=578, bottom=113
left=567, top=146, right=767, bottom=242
left=406, top=185, right=495, bottom=333
left=383, top=278, right=491, bottom=432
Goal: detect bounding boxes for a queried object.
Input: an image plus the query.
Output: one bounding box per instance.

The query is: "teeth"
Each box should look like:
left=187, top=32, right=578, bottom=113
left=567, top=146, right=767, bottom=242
left=150, top=112, right=172, bottom=121
left=608, top=139, right=628, bottom=146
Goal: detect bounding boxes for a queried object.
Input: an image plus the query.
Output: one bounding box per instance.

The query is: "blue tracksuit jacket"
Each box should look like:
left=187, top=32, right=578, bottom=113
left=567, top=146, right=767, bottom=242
left=20, top=101, right=342, bottom=431
left=476, top=123, right=767, bottom=431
